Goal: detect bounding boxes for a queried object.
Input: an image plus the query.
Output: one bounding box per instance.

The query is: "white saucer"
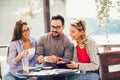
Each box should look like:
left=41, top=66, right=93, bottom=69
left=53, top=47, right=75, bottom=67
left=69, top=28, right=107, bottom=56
left=42, top=66, right=53, bottom=70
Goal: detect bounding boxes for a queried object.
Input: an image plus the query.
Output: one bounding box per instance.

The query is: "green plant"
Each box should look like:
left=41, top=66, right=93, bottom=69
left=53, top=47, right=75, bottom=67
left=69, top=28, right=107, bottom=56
left=95, top=0, right=112, bottom=30
left=95, top=0, right=120, bottom=43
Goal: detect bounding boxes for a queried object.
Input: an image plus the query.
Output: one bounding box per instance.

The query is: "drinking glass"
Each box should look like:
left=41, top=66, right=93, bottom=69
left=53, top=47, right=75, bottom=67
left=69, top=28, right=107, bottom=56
left=22, top=55, right=29, bottom=73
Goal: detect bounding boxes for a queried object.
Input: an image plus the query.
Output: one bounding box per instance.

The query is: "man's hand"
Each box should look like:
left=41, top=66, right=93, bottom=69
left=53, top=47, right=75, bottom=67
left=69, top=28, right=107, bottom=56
left=37, top=55, right=45, bottom=64
left=47, top=55, right=59, bottom=63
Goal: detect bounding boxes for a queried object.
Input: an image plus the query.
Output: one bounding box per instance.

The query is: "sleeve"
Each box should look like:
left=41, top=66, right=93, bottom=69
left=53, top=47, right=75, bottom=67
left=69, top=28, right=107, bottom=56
left=78, top=39, right=99, bottom=71
left=35, top=36, right=45, bottom=62
left=61, top=39, right=74, bottom=62
left=8, top=42, right=18, bottom=68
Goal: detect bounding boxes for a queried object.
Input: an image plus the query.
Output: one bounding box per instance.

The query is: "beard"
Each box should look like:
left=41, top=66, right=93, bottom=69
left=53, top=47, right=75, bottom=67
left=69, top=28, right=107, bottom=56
left=52, top=31, right=61, bottom=37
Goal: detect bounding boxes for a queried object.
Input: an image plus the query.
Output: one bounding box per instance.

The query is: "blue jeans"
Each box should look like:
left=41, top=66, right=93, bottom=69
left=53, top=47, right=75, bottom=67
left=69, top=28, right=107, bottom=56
left=38, top=76, right=65, bottom=80
left=65, top=72, right=100, bottom=80
left=3, top=72, right=29, bottom=80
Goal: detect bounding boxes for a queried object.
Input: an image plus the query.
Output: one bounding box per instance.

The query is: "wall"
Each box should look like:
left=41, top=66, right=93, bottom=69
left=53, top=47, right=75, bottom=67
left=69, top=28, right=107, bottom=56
left=0, top=0, right=67, bottom=54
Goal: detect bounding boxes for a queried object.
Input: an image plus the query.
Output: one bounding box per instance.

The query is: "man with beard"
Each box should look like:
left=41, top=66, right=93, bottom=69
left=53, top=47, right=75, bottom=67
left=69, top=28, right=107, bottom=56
left=35, top=15, right=74, bottom=80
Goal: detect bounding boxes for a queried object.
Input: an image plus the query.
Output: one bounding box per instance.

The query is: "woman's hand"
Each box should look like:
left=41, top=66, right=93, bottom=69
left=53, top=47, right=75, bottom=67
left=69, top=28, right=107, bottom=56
left=20, top=50, right=29, bottom=57
left=66, top=61, right=79, bottom=69
left=14, top=50, right=29, bottom=63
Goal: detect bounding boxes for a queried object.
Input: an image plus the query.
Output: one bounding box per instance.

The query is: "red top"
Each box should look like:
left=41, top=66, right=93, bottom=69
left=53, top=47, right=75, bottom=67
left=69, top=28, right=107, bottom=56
left=76, top=45, right=90, bottom=63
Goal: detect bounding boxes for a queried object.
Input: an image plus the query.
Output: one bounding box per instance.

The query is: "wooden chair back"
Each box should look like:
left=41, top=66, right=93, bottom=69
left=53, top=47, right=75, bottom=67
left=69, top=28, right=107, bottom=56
left=98, top=51, right=120, bottom=80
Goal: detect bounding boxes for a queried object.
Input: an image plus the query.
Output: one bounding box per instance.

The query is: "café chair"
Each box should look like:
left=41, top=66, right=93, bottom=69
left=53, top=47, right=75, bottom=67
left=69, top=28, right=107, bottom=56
left=98, top=51, right=120, bottom=80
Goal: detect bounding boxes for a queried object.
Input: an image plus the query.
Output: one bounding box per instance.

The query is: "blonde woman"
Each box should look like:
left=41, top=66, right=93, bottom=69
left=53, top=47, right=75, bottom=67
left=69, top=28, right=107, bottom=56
left=66, top=19, right=100, bottom=80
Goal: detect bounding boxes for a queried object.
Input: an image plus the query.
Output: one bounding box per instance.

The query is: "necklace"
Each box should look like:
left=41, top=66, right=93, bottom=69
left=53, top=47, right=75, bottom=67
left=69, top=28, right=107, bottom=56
left=78, top=44, right=84, bottom=48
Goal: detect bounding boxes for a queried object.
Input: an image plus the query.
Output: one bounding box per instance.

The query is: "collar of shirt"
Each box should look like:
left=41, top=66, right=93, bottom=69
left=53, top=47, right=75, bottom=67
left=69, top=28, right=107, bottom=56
left=19, top=37, right=36, bottom=47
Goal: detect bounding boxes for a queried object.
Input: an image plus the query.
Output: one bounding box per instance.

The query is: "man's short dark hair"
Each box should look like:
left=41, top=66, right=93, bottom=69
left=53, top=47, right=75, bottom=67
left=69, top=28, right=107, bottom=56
left=51, top=15, right=65, bottom=26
